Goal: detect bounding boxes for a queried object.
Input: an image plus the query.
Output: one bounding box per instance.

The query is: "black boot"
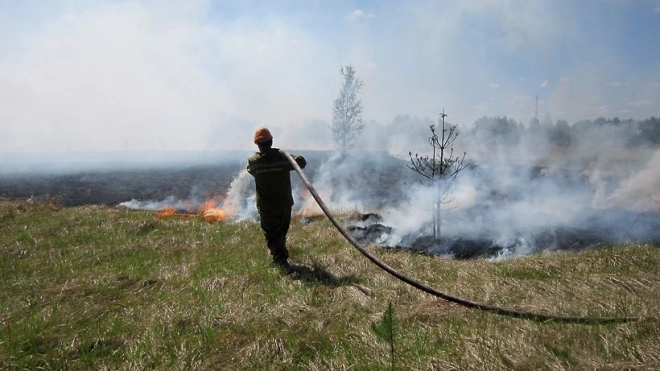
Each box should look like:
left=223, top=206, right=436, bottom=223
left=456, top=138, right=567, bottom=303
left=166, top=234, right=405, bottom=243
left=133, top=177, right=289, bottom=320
left=273, top=258, right=293, bottom=274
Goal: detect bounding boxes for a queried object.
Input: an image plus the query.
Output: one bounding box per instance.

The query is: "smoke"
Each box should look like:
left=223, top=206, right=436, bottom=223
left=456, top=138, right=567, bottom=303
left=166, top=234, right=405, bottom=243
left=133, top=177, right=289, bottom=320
left=106, top=122, right=659, bottom=260
left=319, top=116, right=660, bottom=258
left=120, top=169, right=257, bottom=221
left=600, top=149, right=660, bottom=212
left=121, top=196, right=196, bottom=213
left=108, top=109, right=660, bottom=260
left=373, top=154, right=658, bottom=259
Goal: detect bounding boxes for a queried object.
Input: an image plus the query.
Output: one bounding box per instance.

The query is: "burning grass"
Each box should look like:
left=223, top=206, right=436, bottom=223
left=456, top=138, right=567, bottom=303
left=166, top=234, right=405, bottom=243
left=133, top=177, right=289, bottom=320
left=153, top=196, right=235, bottom=222
left=0, top=200, right=659, bottom=370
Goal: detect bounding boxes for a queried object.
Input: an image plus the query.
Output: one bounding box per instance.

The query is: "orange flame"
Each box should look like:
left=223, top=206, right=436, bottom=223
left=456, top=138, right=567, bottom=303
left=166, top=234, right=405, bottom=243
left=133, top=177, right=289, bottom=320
left=198, top=197, right=234, bottom=222
left=295, top=188, right=332, bottom=218
left=156, top=207, right=176, bottom=217
left=198, top=197, right=220, bottom=214
left=155, top=194, right=235, bottom=222
left=202, top=208, right=227, bottom=222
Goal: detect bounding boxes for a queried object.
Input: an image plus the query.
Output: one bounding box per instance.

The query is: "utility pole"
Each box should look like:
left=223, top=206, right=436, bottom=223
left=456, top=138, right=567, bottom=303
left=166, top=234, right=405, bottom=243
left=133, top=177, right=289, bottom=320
left=535, top=95, right=539, bottom=121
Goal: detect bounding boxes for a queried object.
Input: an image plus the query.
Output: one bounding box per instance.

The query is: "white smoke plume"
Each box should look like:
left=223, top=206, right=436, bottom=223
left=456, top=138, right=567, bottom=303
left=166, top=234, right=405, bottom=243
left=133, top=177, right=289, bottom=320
left=110, top=114, right=660, bottom=261
left=602, top=149, right=660, bottom=212
left=119, top=170, right=257, bottom=222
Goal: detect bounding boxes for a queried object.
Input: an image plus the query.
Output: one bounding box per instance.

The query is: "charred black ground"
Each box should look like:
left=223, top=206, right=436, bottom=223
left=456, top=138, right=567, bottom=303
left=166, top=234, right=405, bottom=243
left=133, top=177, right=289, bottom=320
left=0, top=151, right=404, bottom=207
left=346, top=213, right=660, bottom=260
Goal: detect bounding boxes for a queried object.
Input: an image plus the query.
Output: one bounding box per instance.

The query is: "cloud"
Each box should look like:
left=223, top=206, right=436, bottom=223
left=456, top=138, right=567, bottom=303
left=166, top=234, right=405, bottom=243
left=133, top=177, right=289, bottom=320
left=540, top=80, right=548, bottom=87
left=607, top=81, right=622, bottom=87
left=513, top=95, right=532, bottom=103
left=559, top=76, right=570, bottom=83
left=584, top=105, right=610, bottom=115
left=626, top=99, right=653, bottom=107
left=654, top=6, right=660, bottom=13
left=488, top=82, right=500, bottom=90
left=345, top=9, right=376, bottom=20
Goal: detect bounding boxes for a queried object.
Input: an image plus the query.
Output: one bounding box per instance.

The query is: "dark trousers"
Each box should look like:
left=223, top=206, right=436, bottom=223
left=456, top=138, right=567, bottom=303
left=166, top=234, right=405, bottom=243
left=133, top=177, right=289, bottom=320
left=259, top=207, right=292, bottom=264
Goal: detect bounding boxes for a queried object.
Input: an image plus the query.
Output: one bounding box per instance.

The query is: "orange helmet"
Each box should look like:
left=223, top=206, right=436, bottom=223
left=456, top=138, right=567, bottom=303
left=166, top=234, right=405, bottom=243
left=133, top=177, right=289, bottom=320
left=253, top=127, right=273, bottom=143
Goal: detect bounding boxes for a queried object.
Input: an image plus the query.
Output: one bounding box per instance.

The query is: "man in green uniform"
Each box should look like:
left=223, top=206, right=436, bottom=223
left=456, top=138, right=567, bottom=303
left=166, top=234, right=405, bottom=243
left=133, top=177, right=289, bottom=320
left=247, top=127, right=307, bottom=274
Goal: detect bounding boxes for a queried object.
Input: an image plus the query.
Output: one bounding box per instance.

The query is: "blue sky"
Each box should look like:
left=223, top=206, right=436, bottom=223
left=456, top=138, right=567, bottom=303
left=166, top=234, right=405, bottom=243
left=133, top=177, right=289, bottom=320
left=1, top=0, right=659, bottom=152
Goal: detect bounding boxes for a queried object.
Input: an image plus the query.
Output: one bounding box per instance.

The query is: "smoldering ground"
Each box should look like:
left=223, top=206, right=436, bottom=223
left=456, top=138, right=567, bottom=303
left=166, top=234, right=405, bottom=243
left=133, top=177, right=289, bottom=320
left=365, top=119, right=660, bottom=259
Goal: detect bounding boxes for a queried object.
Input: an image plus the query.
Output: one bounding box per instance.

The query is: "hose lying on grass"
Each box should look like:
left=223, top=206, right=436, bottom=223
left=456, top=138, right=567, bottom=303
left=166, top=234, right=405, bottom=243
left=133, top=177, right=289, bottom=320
left=281, top=150, right=650, bottom=324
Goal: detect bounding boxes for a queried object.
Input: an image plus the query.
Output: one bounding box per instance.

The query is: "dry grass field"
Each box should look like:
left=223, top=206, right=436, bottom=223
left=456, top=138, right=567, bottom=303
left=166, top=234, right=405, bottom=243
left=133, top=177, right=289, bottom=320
left=1, top=200, right=658, bottom=370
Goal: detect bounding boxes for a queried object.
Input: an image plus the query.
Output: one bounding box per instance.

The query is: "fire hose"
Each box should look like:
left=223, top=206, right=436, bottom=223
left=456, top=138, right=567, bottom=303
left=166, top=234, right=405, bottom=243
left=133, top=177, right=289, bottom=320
left=281, top=150, right=649, bottom=324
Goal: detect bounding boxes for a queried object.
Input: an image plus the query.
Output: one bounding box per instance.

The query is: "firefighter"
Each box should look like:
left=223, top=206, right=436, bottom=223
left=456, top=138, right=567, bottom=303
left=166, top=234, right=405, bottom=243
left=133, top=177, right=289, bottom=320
left=247, top=127, right=307, bottom=274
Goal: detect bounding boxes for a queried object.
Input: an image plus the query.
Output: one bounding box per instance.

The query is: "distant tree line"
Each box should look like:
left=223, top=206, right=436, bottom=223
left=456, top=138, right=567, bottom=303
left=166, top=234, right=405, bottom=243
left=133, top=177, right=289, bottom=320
left=313, top=63, right=659, bottom=154
left=284, top=114, right=659, bottom=152
left=467, top=115, right=660, bottom=149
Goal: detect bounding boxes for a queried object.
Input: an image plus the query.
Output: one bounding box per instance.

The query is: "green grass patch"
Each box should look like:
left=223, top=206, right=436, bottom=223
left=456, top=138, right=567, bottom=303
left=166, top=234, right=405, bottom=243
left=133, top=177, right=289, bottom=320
left=0, top=201, right=658, bottom=370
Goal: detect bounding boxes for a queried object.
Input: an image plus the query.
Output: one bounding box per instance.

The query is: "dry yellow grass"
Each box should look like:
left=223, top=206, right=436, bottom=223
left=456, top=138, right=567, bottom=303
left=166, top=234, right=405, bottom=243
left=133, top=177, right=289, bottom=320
left=0, top=200, right=658, bottom=370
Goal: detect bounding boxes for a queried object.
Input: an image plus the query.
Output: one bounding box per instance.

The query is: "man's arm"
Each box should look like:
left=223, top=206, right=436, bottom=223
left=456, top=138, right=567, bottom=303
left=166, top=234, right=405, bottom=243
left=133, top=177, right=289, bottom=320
left=278, top=150, right=306, bottom=170
left=294, top=155, right=306, bottom=170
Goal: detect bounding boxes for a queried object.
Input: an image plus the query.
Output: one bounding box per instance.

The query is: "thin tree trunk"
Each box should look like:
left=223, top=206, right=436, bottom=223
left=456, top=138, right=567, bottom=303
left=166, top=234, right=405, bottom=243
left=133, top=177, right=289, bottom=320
left=436, top=180, right=441, bottom=242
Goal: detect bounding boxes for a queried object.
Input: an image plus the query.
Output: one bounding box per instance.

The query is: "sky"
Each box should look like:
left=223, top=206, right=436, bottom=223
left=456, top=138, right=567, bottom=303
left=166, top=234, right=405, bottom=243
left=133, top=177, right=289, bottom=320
left=1, top=0, right=659, bottom=153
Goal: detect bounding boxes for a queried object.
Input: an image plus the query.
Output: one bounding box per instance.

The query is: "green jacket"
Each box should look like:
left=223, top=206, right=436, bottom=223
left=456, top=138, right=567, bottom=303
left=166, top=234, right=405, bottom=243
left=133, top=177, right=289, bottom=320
left=247, top=148, right=307, bottom=211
